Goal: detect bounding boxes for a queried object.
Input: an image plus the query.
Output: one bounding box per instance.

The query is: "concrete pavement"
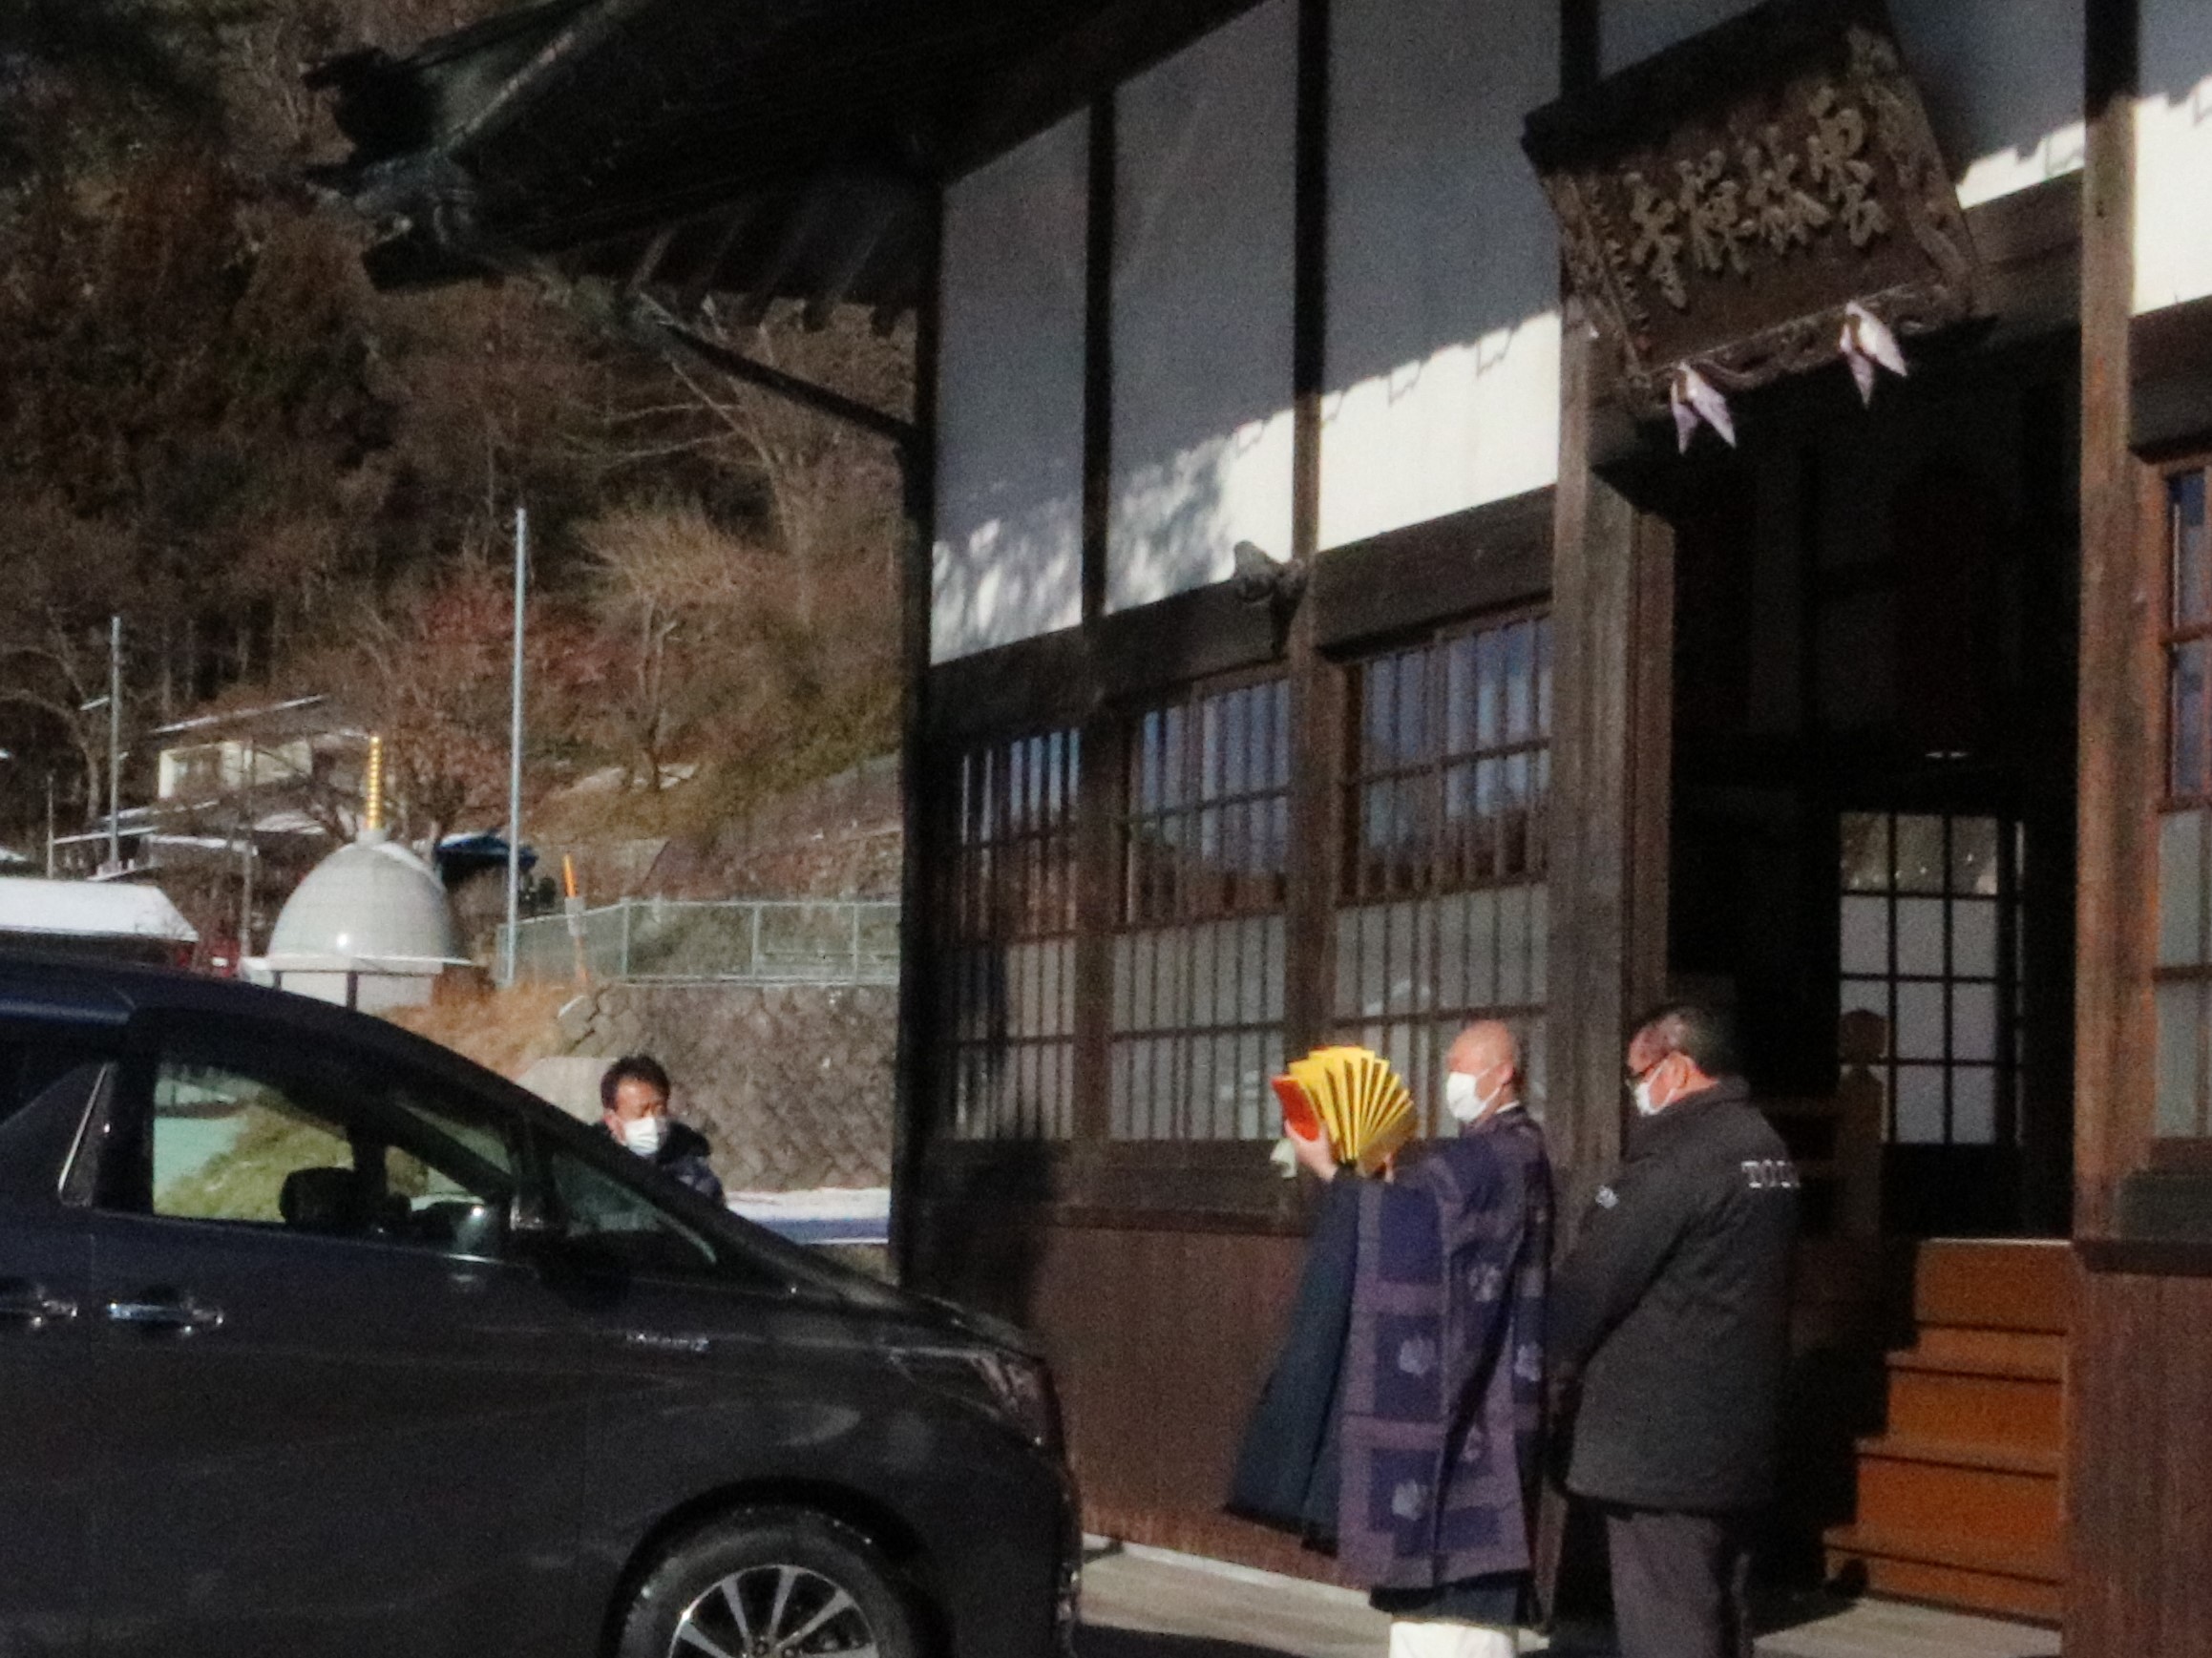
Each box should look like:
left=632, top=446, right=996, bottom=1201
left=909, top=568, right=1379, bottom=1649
left=1077, top=1542, right=2061, bottom=1658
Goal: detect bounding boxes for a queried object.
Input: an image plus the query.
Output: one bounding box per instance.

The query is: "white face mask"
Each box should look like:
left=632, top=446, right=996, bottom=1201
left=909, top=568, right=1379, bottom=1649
left=1632, top=1065, right=1669, bottom=1118
left=1445, top=1066, right=1505, bottom=1124
left=621, top=1114, right=666, bottom=1157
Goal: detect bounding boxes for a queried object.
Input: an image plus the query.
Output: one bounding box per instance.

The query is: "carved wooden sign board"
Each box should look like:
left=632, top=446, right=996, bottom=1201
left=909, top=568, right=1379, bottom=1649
left=1522, top=0, right=1981, bottom=422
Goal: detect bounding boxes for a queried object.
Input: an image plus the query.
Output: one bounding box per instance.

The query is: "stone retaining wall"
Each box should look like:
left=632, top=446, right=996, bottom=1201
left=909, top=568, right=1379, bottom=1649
left=557, top=981, right=895, bottom=1191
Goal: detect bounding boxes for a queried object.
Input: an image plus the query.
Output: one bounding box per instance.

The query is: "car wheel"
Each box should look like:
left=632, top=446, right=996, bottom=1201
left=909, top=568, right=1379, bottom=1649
left=618, top=1508, right=921, bottom=1658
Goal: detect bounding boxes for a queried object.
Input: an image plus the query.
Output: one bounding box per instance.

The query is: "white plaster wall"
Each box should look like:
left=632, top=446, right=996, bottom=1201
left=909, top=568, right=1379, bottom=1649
left=1318, top=0, right=1561, bottom=551
left=1602, top=0, right=2082, bottom=210
left=932, top=113, right=1089, bottom=662
left=1107, top=0, right=1297, bottom=612
left=2136, top=0, right=2212, bottom=315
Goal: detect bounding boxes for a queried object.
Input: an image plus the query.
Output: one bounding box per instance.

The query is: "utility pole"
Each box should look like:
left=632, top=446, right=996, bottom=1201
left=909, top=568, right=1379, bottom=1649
left=503, top=506, right=528, bottom=986
left=237, top=738, right=256, bottom=975
left=43, top=772, right=54, bottom=878
left=106, top=614, right=121, bottom=875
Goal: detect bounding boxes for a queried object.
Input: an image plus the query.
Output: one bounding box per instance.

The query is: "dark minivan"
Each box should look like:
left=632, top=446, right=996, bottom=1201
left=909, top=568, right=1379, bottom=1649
left=0, top=955, right=1078, bottom=1658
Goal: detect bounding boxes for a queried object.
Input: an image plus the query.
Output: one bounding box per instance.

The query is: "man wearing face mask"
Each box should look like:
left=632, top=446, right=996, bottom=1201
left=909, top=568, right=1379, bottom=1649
left=1230, top=1022, right=1553, bottom=1658
left=599, top=1054, right=726, bottom=1204
left=1547, top=1004, right=1798, bottom=1658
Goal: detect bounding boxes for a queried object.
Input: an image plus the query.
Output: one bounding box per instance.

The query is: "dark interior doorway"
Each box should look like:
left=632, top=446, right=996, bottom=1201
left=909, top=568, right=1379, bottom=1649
left=1649, top=335, right=2079, bottom=1239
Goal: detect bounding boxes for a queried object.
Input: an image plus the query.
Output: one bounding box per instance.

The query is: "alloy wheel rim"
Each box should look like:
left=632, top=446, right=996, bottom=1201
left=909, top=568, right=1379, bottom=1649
left=671, top=1564, right=878, bottom=1658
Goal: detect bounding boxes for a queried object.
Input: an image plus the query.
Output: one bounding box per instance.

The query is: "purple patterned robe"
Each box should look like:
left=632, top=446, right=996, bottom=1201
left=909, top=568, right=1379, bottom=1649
left=1335, top=1106, right=1553, bottom=1590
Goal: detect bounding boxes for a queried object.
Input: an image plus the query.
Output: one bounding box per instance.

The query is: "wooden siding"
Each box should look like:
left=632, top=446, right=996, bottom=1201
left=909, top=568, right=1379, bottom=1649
left=911, top=1206, right=1333, bottom=1579
left=2068, top=1252, right=2212, bottom=1654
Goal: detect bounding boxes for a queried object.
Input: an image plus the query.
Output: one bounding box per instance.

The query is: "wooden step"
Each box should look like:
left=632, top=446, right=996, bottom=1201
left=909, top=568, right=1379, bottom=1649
left=1848, top=1439, right=2060, bottom=1552
left=1854, top=1433, right=2061, bottom=1479
left=1824, top=1522, right=2062, bottom=1624
left=1879, top=1367, right=2062, bottom=1455
left=1911, top=1240, right=2072, bottom=1334
left=1887, top=1324, right=2064, bottom=1381
left=1824, top=1519, right=2063, bottom=1584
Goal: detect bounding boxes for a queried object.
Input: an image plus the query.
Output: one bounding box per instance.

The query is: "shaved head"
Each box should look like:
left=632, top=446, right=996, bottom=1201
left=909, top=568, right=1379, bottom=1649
left=1449, top=1020, right=1519, bottom=1079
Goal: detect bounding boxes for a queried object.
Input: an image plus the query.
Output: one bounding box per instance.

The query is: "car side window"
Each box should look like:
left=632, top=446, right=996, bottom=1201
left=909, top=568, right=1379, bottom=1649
left=543, top=1144, right=727, bottom=1278
left=120, top=1043, right=517, bottom=1259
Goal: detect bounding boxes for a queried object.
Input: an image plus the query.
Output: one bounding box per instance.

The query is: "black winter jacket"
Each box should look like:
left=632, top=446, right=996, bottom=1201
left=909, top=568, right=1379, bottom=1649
left=1547, top=1080, right=1797, bottom=1514
left=603, top=1119, right=727, bottom=1204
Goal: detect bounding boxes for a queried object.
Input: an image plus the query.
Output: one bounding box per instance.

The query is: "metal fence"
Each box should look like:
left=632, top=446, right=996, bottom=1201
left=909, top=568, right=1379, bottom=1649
left=501, top=899, right=899, bottom=986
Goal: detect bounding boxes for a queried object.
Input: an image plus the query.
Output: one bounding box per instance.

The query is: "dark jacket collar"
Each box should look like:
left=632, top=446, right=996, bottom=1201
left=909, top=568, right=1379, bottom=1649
left=1626, top=1076, right=1751, bottom=1159
left=1460, top=1100, right=1530, bottom=1137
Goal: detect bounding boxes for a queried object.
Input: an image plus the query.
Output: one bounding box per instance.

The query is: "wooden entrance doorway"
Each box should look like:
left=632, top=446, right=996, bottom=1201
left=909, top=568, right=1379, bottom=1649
left=1638, top=335, right=2079, bottom=1620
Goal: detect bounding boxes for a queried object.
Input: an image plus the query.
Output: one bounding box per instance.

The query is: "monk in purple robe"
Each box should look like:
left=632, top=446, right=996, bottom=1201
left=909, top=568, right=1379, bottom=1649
left=1290, top=1022, right=1554, bottom=1658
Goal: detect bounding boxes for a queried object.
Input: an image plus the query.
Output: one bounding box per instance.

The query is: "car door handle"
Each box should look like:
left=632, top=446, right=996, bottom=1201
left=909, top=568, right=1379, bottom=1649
left=106, top=1295, right=223, bottom=1333
left=0, top=1284, right=78, bottom=1328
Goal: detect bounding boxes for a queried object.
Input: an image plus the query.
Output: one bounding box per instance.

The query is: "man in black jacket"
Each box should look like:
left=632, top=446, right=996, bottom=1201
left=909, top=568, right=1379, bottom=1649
left=1548, top=1004, right=1798, bottom=1658
left=599, top=1053, right=727, bottom=1204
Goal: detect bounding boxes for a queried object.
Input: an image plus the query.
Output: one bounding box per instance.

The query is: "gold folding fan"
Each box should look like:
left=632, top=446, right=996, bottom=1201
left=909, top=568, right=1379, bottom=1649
left=1272, top=1044, right=1416, bottom=1175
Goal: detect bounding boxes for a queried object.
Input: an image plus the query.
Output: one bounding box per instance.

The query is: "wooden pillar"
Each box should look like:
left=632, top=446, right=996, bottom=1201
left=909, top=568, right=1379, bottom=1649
left=1545, top=310, right=1672, bottom=1217
left=1066, top=95, right=1121, bottom=1153
left=1283, top=0, right=1340, bottom=1059
left=2073, top=0, right=2156, bottom=1244
left=889, top=191, right=945, bottom=1284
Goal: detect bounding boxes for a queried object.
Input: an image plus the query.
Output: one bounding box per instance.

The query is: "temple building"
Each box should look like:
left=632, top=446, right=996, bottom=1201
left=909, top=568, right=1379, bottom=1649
left=313, top=0, right=2212, bottom=1645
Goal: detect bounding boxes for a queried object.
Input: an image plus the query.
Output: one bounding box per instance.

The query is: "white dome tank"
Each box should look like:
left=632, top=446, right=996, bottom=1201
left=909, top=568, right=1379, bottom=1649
left=255, top=828, right=468, bottom=1012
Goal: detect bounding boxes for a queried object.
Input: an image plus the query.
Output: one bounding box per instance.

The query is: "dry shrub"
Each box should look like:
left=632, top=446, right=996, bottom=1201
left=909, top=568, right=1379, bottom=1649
left=384, top=981, right=572, bottom=1081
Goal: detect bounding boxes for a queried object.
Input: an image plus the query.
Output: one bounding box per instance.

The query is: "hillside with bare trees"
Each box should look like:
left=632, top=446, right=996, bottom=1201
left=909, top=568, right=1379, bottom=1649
left=0, top=0, right=910, bottom=862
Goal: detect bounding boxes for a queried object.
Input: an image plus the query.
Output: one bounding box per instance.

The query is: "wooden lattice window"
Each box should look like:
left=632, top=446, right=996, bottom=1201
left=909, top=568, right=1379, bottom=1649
left=941, top=729, right=1082, bottom=1141
left=1839, top=812, right=2021, bottom=1146
left=2158, top=468, right=2212, bottom=1135
left=1110, top=676, right=1292, bottom=1140
left=1335, top=611, right=1552, bottom=1130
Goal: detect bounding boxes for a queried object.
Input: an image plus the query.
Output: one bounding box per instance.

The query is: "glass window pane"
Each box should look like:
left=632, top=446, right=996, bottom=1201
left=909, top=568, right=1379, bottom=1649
left=1842, top=813, right=1890, bottom=892
left=1894, top=1066, right=1947, bottom=1144
left=1466, top=888, right=1499, bottom=1008
left=1894, top=817, right=1946, bottom=893
left=1839, top=997, right=1890, bottom=1066
left=1841, top=897, right=1889, bottom=976
left=1505, top=622, right=1535, bottom=743
left=2178, top=470, right=2209, bottom=627
left=1951, top=1067, right=1998, bottom=1144
left=2175, top=640, right=2209, bottom=799
left=549, top=1150, right=720, bottom=1275
left=1444, top=636, right=1477, bottom=755
left=1950, top=818, right=2000, bottom=896
left=1896, top=898, right=1946, bottom=977
left=1499, top=886, right=1532, bottom=1006
left=1535, top=620, right=1554, bottom=739
left=150, top=1063, right=351, bottom=1225
left=1476, top=629, right=1505, bottom=747
left=2161, top=809, right=2208, bottom=969
left=1896, top=982, right=1947, bottom=1060
left=2157, top=979, right=2206, bottom=1138
left=1528, top=885, right=1549, bottom=1002
left=1953, top=900, right=1999, bottom=978
left=1952, top=982, right=1999, bottom=1061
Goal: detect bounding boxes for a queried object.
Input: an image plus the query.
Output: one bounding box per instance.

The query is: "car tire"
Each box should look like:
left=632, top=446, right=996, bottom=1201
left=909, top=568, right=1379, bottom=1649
left=617, top=1508, right=922, bottom=1658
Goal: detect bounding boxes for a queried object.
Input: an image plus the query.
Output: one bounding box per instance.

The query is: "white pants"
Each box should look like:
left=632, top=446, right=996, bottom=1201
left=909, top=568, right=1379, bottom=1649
left=1387, top=1617, right=1517, bottom=1658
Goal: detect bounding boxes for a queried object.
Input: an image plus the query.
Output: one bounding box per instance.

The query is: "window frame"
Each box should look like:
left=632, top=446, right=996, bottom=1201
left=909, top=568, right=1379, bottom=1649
left=2155, top=460, right=2212, bottom=1143
left=1331, top=607, right=1555, bottom=1132
left=1108, top=667, right=1295, bottom=1143
left=1835, top=809, right=2023, bottom=1149
left=935, top=723, right=1085, bottom=1143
